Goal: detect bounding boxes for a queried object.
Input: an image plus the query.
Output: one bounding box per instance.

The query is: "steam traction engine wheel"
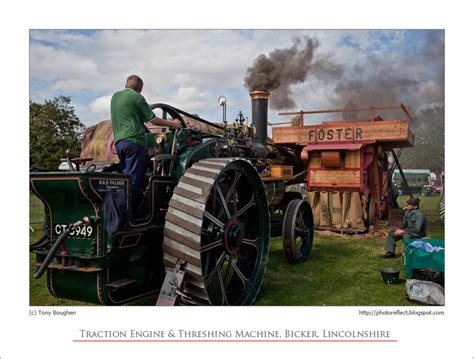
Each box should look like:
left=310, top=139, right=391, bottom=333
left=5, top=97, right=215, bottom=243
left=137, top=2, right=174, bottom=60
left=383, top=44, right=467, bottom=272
left=282, top=199, right=314, bottom=264
left=162, top=158, right=270, bottom=305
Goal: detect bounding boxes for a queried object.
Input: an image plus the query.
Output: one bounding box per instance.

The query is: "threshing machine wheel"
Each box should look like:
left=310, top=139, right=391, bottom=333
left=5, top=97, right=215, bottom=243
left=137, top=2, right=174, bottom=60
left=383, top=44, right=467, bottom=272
left=162, top=157, right=270, bottom=305
left=368, top=196, right=376, bottom=227
left=282, top=199, right=314, bottom=264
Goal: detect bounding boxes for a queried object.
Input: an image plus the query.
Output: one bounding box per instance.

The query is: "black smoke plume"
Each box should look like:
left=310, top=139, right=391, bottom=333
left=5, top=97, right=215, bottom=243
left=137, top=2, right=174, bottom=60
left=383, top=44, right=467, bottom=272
left=244, top=37, right=343, bottom=110
left=244, top=32, right=444, bottom=118
left=331, top=33, right=444, bottom=118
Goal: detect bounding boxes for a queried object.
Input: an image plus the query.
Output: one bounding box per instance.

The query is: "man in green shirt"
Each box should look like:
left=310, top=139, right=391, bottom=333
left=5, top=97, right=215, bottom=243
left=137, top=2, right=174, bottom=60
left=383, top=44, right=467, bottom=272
left=111, top=75, right=181, bottom=213
left=381, top=197, right=428, bottom=258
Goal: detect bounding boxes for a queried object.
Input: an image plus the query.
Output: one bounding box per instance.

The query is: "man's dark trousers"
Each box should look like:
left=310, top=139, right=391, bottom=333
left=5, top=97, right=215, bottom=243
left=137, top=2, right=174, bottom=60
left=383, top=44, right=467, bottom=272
left=384, top=231, right=413, bottom=253
left=115, top=139, right=146, bottom=214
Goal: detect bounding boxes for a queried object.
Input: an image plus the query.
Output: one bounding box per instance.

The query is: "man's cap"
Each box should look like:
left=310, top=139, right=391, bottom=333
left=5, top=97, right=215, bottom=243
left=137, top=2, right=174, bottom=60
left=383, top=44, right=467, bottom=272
left=406, top=198, right=420, bottom=206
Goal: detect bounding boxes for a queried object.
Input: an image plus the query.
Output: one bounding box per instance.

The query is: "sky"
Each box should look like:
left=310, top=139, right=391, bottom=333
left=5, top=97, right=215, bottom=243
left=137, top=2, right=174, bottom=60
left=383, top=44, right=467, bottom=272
left=29, top=29, right=444, bottom=127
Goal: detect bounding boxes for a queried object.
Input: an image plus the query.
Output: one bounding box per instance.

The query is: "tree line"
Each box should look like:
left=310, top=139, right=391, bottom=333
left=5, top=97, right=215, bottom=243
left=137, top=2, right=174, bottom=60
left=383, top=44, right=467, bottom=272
left=30, top=96, right=84, bottom=169
left=399, top=104, right=445, bottom=174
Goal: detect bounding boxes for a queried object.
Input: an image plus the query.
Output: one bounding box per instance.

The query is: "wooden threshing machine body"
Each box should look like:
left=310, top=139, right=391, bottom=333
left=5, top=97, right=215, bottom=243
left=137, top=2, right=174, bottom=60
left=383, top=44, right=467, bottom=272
left=272, top=105, right=414, bottom=231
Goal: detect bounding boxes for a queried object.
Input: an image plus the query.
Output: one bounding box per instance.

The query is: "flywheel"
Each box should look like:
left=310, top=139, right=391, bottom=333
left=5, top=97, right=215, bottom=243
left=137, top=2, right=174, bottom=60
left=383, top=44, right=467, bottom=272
left=162, top=157, right=270, bottom=305
left=282, top=199, right=314, bottom=264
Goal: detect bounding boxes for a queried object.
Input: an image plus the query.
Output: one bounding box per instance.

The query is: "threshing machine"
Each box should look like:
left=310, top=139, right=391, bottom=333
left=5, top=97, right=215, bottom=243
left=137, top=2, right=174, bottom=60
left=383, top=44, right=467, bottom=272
left=273, top=105, right=414, bottom=233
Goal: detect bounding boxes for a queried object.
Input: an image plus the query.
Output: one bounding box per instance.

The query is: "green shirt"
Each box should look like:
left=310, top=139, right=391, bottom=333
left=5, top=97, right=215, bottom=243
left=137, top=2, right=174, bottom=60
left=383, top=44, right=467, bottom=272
left=110, top=88, right=156, bottom=147
left=401, top=208, right=427, bottom=238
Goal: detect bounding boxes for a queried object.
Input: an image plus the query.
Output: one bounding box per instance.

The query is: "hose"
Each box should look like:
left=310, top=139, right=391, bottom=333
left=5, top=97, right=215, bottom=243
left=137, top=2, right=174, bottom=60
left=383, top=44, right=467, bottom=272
left=33, top=218, right=85, bottom=279
left=30, top=233, right=48, bottom=250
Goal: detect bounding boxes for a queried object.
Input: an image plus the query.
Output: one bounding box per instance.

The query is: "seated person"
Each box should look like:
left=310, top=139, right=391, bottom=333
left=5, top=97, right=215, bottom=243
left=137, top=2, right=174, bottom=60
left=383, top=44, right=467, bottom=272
left=381, top=197, right=427, bottom=258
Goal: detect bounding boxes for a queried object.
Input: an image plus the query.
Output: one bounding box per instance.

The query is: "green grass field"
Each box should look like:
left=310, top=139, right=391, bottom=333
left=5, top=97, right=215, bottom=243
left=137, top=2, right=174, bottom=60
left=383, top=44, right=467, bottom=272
left=29, top=193, right=444, bottom=306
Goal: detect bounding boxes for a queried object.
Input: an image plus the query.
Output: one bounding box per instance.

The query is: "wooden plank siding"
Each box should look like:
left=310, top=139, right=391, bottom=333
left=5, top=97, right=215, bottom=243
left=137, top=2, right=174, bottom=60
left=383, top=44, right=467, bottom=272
left=272, top=120, right=413, bottom=147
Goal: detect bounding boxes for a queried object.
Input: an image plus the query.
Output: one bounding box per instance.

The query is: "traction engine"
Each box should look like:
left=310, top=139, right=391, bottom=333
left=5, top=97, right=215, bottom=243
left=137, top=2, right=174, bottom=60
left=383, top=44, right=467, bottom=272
left=30, top=91, right=313, bottom=306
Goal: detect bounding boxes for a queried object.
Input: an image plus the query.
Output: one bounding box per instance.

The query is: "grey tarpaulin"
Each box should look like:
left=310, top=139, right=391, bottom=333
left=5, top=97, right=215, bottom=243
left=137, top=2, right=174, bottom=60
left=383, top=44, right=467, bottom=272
left=405, top=279, right=445, bottom=306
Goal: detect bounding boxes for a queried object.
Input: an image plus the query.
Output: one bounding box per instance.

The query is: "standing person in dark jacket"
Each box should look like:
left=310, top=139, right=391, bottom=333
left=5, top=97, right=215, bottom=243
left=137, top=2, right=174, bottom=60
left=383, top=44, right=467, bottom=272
left=111, top=75, right=181, bottom=214
left=381, top=197, right=427, bottom=258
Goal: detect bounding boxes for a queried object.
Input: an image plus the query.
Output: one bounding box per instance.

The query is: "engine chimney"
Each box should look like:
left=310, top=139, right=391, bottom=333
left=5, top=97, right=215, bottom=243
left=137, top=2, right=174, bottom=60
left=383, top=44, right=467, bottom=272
left=250, top=90, right=270, bottom=148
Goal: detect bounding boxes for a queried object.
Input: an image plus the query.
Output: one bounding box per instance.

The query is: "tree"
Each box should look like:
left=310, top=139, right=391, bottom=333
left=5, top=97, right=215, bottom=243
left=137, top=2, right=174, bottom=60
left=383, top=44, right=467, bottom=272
left=399, top=104, right=445, bottom=174
left=30, top=96, right=85, bottom=169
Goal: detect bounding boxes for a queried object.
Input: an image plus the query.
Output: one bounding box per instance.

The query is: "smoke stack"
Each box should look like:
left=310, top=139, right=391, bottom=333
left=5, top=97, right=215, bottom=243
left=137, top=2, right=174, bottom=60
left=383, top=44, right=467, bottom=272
left=250, top=90, right=270, bottom=148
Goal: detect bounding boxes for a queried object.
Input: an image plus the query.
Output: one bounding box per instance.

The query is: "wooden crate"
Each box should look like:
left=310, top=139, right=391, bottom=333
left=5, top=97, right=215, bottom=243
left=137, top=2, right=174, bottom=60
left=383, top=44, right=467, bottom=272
left=271, top=165, right=293, bottom=178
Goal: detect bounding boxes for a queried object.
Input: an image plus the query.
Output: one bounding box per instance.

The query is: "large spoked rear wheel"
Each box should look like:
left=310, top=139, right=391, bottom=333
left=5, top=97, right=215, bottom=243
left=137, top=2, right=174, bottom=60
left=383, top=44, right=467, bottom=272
left=163, top=158, right=270, bottom=305
left=282, top=199, right=314, bottom=264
